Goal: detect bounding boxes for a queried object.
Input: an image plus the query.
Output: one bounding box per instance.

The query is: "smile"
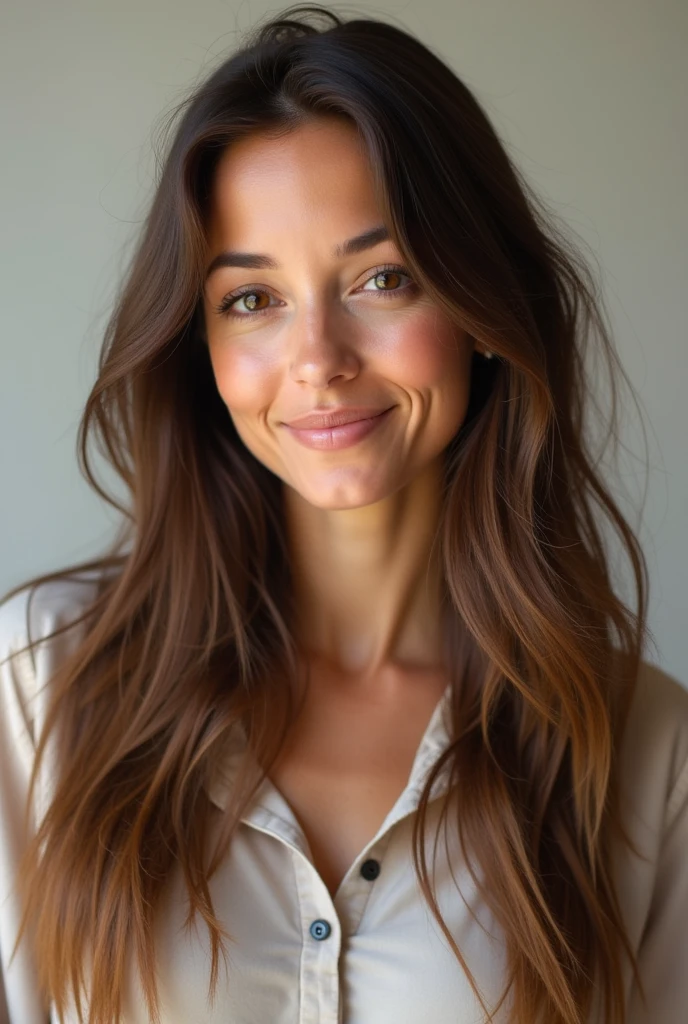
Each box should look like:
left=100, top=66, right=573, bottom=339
left=281, top=407, right=394, bottom=451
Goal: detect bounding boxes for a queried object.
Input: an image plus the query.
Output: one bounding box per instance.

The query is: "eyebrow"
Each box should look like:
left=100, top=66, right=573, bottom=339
left=204, top=224, right=391, bottom=282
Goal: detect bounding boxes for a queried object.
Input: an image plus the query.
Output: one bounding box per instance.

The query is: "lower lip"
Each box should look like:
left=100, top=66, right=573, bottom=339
left=283, top=408, right=394, bottom=451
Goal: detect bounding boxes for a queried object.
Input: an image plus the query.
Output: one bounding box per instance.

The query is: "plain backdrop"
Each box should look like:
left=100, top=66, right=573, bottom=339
left=1, top=0, right=686, bottom=685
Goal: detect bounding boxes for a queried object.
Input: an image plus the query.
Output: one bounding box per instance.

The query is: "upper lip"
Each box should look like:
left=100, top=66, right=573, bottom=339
left=283, top=406, right=392, bottom=429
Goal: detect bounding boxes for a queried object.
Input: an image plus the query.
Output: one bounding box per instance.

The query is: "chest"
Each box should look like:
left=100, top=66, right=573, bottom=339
left=266, top=671, right=448, bottom=898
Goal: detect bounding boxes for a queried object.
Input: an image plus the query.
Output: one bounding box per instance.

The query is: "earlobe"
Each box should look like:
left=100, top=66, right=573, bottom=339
left=469, top=337, right=494, bottom=360
left=472, top=344, right=494, bottom=360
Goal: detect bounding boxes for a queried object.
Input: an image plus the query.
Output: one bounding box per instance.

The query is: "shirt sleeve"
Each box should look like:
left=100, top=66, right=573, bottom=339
left=627, top=750, right=688, bottom=1023
left=0, top=589, right=51, bottom=1024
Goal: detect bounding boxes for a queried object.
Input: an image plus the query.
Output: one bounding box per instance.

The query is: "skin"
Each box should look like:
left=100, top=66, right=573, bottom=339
left=202, top=116, right=477, bottom=683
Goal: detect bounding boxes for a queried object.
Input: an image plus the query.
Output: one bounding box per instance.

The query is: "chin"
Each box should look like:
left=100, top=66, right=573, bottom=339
left=297, top=475, right=395, bottom=510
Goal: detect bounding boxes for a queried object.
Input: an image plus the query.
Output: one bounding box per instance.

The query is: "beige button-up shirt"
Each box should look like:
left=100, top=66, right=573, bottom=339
left=2, top=575, right=688, bottom=1023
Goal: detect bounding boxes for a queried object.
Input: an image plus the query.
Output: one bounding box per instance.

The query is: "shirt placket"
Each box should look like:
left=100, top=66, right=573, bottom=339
left=293, top=851, right=343, bottom=1024
left=243, top=806, right=344, bottom=1024
left=226, top=684, right=454, bottom=1023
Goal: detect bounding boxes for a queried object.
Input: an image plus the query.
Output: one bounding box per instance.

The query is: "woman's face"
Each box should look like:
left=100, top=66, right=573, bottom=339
left=202, top=117, right=475, bottom=510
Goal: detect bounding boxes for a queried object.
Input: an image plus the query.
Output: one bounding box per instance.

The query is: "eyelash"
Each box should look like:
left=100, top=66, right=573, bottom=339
left=212, top=264, right=415, bottom=319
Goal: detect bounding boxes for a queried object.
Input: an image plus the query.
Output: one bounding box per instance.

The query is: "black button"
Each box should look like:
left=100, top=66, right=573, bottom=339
left=360, top=858, right=380, bottom=881
left=309, top=919, right=331, bottom=940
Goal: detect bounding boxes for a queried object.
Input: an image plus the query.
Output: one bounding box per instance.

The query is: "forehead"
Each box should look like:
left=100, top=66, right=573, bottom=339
left=207, top=119, right=383, bottom=243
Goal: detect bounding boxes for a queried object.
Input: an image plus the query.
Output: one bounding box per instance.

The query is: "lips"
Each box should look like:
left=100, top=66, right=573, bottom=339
left=281, top=406, right=394, bottom=451
left=283, top=407, right=392, bottom=429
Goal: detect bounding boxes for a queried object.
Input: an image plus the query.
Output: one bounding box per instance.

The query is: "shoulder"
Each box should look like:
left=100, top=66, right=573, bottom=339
left=0, top=571, right=105, bottom=649
left=619, top=658, right=688, bottom=834
left=610, top=661, right=688, bottom=1018
left=0, top=572, right=105, bottom=746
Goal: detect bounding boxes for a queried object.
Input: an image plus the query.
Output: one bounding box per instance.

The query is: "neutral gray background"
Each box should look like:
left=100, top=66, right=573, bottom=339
left=1, top=1, right=686, bottom=684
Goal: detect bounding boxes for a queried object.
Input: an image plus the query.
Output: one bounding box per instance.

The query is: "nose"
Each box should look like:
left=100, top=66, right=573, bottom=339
left=288, top=306, right=361, bottom=389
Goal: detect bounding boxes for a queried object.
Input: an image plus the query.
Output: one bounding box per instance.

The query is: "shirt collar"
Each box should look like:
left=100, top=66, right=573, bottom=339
left=206, top=681, right=454, bottom=830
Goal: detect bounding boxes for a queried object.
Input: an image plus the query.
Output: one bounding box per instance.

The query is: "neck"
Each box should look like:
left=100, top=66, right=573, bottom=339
left=283, top=456, right=448, bottom=680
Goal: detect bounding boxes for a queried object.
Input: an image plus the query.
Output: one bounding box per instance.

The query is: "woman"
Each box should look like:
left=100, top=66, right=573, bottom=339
left=1, top=5, right=687, bottom=1023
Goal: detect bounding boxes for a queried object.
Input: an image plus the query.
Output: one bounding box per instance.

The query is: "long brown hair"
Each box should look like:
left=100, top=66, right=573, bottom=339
left=2, top=5, right=654, bottom=1022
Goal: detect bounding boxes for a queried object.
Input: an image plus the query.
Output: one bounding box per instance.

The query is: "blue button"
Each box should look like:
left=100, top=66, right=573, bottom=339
left=309, top=919, right=331, bottom=941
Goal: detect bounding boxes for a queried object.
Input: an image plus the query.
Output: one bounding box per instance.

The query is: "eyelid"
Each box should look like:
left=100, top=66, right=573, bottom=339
left=213, top=263, right=414, bottom=318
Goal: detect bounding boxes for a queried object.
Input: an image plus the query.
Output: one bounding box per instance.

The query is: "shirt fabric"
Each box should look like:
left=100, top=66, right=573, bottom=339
left=1, top=574, right=688, bottom=1024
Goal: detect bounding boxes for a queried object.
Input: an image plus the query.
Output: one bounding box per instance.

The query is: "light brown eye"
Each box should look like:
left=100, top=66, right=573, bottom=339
left=375, top=271, right=402, bottom=289
left=237, top=291, right=270, bottom=312
left=359, top=265, right=414, bottom=297
left=214, top=289, right=274, bottom=318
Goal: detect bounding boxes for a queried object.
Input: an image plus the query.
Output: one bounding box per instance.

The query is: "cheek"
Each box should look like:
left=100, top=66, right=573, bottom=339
left=382, top=314, right=471, bottom=394
left=207, top=344, right=283, bottom=472
left=208, top=344, right=278, bottom=413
